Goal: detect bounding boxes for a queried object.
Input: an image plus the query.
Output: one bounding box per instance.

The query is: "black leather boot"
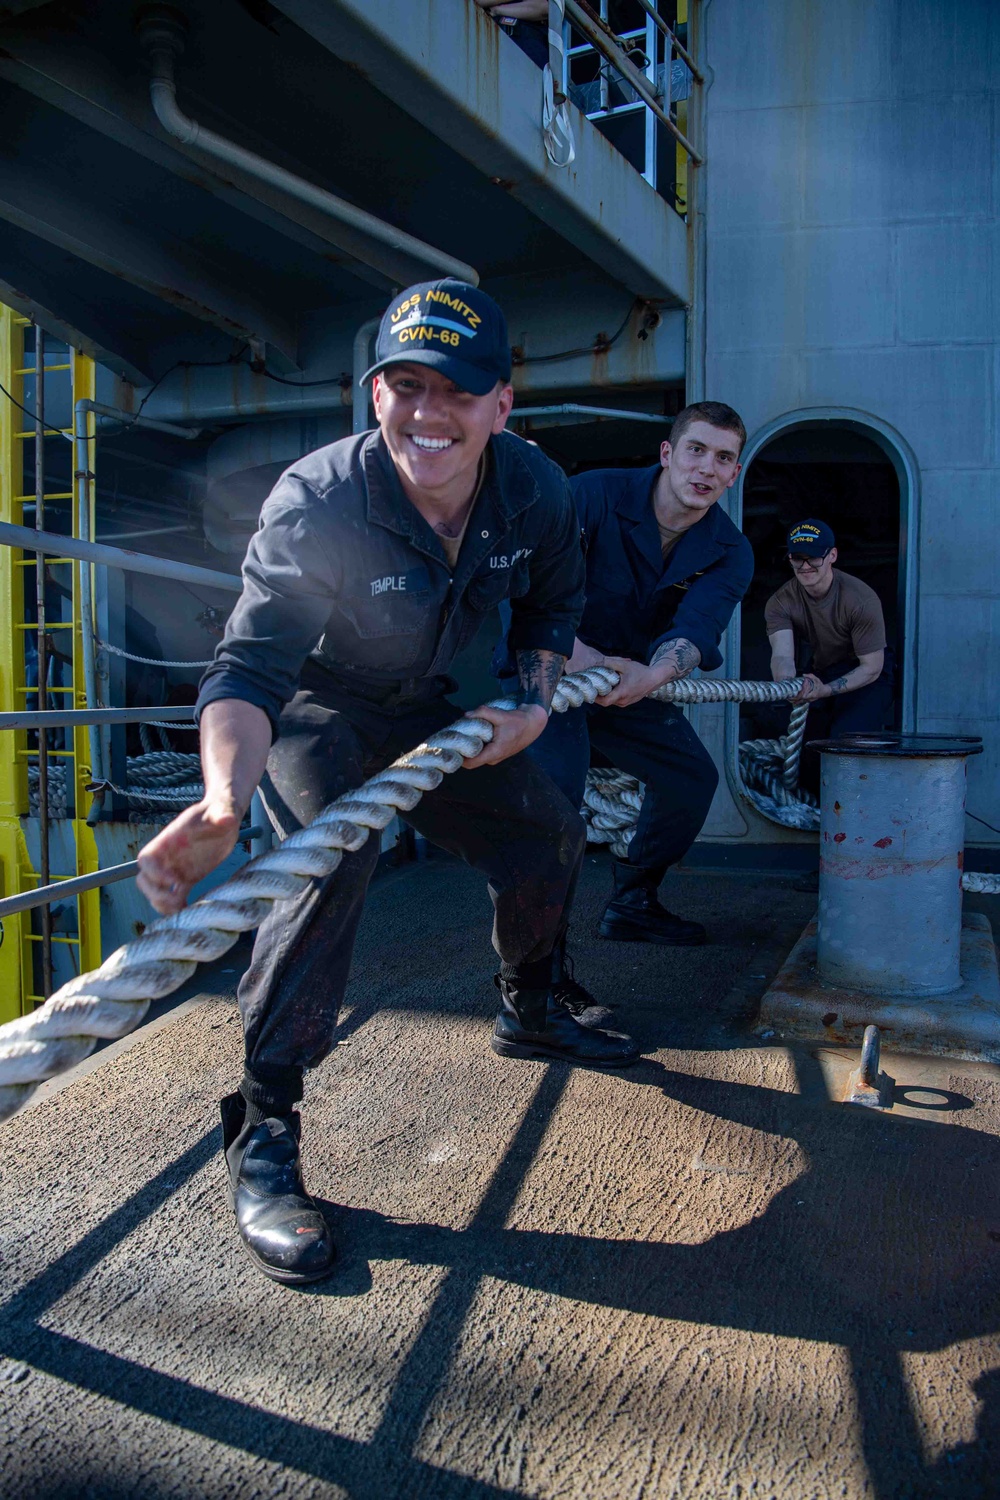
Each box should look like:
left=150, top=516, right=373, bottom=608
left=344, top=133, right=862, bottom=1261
left=599, top=861, right=707, bottom=946
left=221, top=1092, right=337, bottom=1286
left=491, top=973, right=639, bottom=1067
left=549, top=936, right=617, bottom=1027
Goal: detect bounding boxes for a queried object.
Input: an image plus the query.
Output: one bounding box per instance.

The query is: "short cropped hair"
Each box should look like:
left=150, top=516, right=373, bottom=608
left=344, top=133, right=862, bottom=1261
left=669, top=401, right=747, bottom=455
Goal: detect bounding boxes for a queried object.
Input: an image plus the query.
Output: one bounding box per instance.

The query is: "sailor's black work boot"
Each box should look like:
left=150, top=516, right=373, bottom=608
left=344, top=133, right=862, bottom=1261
left=491, top=967, right=639, bottom=1067
left=221, top=1092, right=337, bottom=1286
left=549, top=936, right=617, bottom=1027
left=598, top=861, right=707, bottom=946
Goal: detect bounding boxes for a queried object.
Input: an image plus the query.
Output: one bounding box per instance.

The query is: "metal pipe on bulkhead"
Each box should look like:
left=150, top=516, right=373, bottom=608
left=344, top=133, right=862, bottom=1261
left=137, top=7, right=479, bottom=289
left=353, top=318, right=382, bottom=436
left=510, top=403, right=665, bottom=424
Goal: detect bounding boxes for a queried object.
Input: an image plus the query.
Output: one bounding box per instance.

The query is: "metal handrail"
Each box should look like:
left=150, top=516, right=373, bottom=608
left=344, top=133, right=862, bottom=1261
left=0, top=707, right=195, bottom=731
left=0, top=520, right=242, bottom=591
left=0, top=826, right=262, bottom=919
left=564, top=0, right=703, bottom=166
left=632, top=0, right=703, bottom=83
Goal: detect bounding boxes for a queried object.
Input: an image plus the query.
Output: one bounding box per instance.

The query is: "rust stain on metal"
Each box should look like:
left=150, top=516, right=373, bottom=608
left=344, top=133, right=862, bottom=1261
left=590, top=339, right=610, bottom=386
left=833, top=832, right=846, bottom=844
left=873, top=836, right=893, bottom=849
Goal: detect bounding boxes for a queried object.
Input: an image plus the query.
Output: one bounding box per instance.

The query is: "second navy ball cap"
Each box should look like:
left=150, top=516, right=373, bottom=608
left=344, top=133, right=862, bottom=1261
left=787, top=518, right=836, bottom=554
left=362, top=279, right=512, bottom=396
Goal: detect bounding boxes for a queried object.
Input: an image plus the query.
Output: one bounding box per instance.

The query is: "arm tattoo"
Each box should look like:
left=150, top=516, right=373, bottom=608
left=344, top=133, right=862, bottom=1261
left=650, top=637, right=702, bottom=678
left=515, top=648, right=566, bottom=713
left=828, top=675, right=851, bottom=695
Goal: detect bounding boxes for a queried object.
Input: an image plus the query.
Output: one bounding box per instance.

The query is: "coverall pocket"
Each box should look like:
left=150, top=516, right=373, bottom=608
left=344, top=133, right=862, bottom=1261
left=336, top=589, right=431, bottom=640
left=330, top=590, right=431, bottom=671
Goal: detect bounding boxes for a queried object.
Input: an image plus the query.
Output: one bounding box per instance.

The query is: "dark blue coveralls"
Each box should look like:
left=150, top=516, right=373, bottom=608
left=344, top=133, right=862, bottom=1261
left=497, top=464, right=754, bottom=889
left=198, top=429, right=586, bottom=1114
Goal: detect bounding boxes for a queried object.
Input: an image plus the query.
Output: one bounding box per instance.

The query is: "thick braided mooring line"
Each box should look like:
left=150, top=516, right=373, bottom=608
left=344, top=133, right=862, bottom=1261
left=781, top=703, right=810, bottom=789
left=0, top=668, right=805, bottom=1122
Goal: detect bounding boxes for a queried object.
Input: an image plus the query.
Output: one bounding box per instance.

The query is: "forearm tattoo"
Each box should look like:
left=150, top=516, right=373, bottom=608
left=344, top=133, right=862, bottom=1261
left=515, top=648, right=566, bottom=713
left=828, top=675, right=852, bottom=695
left=650, top=637, right=702, bottom=678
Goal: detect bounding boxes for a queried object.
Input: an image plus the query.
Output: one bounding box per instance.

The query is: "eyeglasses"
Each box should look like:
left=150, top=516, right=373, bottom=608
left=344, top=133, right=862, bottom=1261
left=788, top=550, right=830, bottom=568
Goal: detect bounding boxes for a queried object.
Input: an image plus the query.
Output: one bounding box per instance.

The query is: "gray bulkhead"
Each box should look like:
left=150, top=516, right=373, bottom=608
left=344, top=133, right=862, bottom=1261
left=696, top=0, right=1000, bottom=852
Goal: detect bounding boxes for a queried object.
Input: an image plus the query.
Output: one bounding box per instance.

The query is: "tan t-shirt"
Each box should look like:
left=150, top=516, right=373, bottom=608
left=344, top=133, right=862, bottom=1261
left=433, top=454, right=487, bottom=571
left=656, top=519, right=684, bottom=561
left=764, top=569, right=886, bottom=674
left=437, top=512, right=472, bottom=571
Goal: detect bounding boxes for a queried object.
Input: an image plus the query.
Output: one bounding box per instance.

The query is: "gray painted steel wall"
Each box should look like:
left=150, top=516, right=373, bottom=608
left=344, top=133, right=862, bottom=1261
left=700, top=0, right=1000, bottom=845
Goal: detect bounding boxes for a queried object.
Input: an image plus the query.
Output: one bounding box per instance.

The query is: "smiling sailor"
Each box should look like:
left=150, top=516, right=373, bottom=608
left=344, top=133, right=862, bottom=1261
left=136, top=279, right=638, bottom=1287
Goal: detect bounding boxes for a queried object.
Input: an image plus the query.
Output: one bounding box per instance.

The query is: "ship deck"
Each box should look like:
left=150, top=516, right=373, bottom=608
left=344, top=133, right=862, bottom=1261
left=2, top=853, right=999, bottom=1499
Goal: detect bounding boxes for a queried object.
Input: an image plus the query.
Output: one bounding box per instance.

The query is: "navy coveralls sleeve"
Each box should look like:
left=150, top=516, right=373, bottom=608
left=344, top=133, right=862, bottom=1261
left=194, top=428, right=588, bottom=1115
left=521, top=463, right=754, bottom=885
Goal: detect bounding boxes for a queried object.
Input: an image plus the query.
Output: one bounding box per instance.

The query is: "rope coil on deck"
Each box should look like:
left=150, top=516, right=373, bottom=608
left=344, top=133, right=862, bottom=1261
left=582, top=687, right=819, bottom=855
left=0, top=667, right=853, bottom=1124
left=737, top=702, right=820, bottom=832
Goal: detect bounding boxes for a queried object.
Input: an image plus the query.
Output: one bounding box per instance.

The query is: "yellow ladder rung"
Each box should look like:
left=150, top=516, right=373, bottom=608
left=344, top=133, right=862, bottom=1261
left=25, top=935, right=80, bottom=946
left=14, top=429, right=72, bottom=439
left=14, top=558, right=74, bottom=567
left=15, top=621, right=74, bottom=629
left=15, top=493, right=74, bottom=502
left=14, top=364, right=72, bottom=375
left=16, top=750, right=78, bottom=759
left=16, top=686, right=75, bottom=694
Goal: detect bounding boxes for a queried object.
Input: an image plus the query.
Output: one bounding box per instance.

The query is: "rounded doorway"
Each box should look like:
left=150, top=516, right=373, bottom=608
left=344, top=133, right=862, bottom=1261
left=736, top=416, right=911, bottom=824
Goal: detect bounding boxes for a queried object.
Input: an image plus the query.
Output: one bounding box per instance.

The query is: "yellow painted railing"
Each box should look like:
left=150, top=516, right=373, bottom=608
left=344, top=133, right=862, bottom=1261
left=0, top=304, right=101, bottom=1021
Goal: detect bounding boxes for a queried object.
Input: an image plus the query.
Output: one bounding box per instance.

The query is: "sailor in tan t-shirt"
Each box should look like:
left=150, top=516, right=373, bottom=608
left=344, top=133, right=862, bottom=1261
left=765, top=519, right=893, bottom=741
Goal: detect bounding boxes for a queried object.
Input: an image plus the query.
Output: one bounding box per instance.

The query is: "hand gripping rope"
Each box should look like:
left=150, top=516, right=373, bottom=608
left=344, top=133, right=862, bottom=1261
left=0, top=668, right=816, bottom=1123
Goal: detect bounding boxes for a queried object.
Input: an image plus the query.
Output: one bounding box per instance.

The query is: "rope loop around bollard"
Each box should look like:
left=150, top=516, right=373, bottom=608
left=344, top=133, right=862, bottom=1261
left=0, top=668, right=807, bottom=1123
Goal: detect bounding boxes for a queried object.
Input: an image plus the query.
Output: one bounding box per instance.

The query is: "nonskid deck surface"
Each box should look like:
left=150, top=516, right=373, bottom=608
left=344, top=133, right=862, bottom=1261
left=1, top=855, right=999, bottom=1500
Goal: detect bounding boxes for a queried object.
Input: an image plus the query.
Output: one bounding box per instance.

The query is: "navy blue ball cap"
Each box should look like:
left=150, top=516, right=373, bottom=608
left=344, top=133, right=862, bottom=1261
left=362, top=279, right=512, bottom=396
left=787, top=518, right=836, bottom=554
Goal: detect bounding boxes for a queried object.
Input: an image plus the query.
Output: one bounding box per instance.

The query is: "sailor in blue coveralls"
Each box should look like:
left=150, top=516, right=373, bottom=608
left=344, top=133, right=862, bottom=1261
left=499, top=401, right=753, bottom=952
left=137, top=280, right=637, bottom=1287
